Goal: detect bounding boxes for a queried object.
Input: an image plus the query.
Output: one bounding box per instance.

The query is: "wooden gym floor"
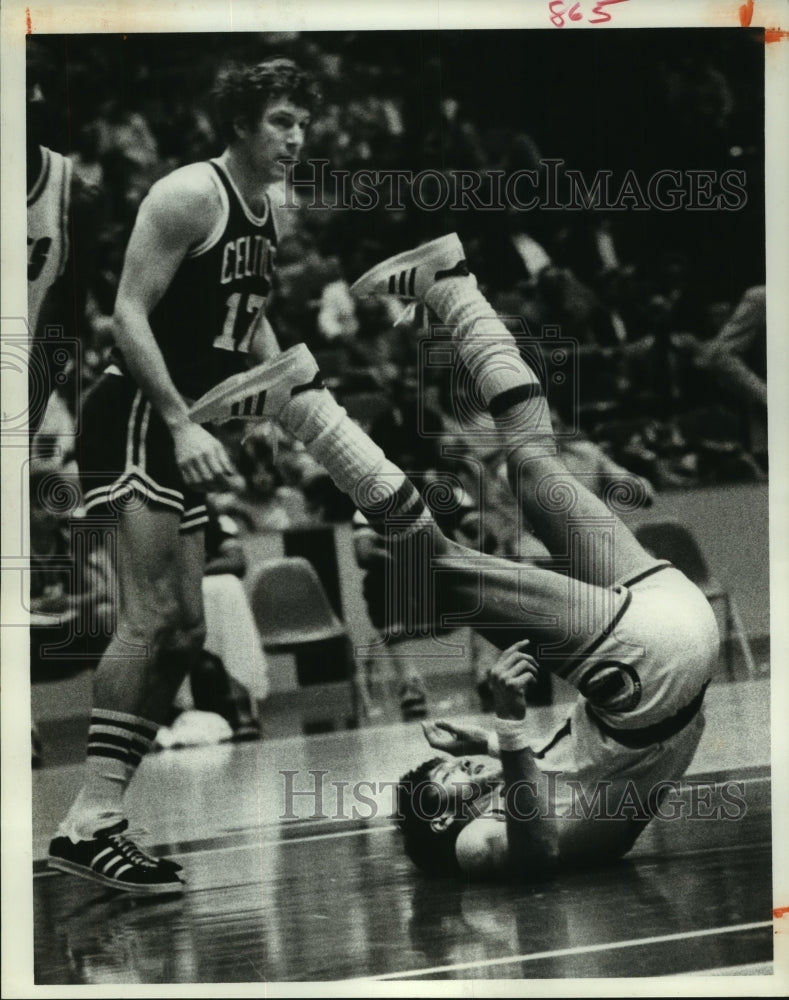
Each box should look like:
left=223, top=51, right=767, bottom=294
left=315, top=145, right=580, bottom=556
left=26, top=676, right=779, bottom=987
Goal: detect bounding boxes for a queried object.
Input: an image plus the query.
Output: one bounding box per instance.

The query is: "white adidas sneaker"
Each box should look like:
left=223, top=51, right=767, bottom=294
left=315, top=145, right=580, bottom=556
left=188, top=344, right=323, bottom=425
left=349, top=233, right=469, bottom=301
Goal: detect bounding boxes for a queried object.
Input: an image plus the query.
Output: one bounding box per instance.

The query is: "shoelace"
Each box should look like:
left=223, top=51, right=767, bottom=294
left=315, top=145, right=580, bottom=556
left=107, top=829, right=159, bottom=869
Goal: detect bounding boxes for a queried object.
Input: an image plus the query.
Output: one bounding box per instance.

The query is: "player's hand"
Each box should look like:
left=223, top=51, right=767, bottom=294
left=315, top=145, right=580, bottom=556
left=421, top=720, right=489, bottom=757
left=172, top=422, right=244, bottom=493
left=487, top=639, right=539, bottom=721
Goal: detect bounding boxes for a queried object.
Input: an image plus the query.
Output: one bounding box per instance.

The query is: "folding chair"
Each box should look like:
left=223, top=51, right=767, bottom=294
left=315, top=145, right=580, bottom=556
left=634, top=520, right=758, bottom=678
left=250, top=557, right=370, bottom=728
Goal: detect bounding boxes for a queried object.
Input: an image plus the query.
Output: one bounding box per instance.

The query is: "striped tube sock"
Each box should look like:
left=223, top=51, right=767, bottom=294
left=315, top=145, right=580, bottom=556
left=59, top=710, right=159, bottom=842
left=424, top=275, right=555, bottom=439
left=281, top=389, right=435, bottom=537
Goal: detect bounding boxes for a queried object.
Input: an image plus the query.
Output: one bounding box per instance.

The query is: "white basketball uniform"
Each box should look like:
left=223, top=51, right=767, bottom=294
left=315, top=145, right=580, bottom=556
left=28, top=145, right=73, bottom=335
left=488, top=563, right=719, bottom=818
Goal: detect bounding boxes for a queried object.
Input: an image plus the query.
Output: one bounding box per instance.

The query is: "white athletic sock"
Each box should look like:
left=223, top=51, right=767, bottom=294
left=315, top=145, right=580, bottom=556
left=424, top=275, right=555, bottom=439
left=58, top=709, right=158, bottom=842
left=280, top=390, right=434, bottom=536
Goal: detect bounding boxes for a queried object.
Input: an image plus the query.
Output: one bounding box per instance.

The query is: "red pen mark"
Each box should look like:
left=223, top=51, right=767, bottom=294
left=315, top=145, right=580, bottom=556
left=775, top=906, right=789, bottom=918
left=764, top=27, right=789, bottom=42
left=739, top=0, right=754, bottom=27
left=25, top=6, right=32, bottom=33
left=588, top=0, right=630, bottom=25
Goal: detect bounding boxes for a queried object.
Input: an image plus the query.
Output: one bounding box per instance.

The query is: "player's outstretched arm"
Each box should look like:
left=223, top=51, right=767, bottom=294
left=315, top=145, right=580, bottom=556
left=455, top=640, right=560, bottom=880
left=113, top=168, right=240, bottom=491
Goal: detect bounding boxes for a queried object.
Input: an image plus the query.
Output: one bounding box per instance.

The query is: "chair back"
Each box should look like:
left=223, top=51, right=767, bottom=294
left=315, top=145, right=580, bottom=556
left=250, top=557, right=346, bottom=650
left=633, top=521, right=712, bottom=588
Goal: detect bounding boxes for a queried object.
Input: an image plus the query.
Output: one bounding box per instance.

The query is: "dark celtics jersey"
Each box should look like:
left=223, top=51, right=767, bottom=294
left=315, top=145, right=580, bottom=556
left=116, top=160, right=277, bottom=399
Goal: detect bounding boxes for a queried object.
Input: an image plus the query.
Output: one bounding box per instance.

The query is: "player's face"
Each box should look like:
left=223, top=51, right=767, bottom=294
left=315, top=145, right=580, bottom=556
left=428, top=756, right=501, bottom=813
left=244, top=96, right=310, bottom=182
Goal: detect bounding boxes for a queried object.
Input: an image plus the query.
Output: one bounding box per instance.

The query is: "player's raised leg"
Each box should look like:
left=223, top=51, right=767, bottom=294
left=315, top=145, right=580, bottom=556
left=353, top=234, right=657, bottom=589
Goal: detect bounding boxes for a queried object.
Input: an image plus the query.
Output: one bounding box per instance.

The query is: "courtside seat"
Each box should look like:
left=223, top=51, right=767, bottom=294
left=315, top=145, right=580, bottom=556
left=250, top=556, right=370, bottom=730
left=634, top=520, right=758, bottom=679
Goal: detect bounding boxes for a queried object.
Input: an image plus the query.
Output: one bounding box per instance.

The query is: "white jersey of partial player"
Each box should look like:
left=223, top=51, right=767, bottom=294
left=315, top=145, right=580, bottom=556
left=27, top=145, right=73, bottom=335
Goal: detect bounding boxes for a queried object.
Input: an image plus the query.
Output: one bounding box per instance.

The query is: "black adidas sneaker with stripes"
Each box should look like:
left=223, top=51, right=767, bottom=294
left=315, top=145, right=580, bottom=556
left=349, top=232, right=469, bottom=301
left=48, top=820, right=185, bottom=894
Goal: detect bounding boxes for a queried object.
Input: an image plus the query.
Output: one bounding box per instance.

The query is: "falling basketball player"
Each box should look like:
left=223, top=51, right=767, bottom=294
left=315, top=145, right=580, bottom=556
left=188, top=231, right=720, bottom=880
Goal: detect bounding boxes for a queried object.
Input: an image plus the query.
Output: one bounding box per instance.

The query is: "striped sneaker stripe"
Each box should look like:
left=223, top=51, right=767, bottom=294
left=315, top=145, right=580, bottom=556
left=91, top=847, right=115, bottom=869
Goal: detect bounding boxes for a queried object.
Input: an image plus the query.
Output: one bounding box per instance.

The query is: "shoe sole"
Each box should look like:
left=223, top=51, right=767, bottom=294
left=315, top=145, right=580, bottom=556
left=350, top=233, right=464, bottom=300
left=48, top=857, right=185, bottom=895
left=188, top=345, right=315, bottom=424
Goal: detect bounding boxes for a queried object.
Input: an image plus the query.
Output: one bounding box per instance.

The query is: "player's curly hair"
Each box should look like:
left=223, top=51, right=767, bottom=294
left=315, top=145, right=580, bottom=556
left=212, top=57, right=322, bottom=143
left=396, top=757, right=466, bottom=877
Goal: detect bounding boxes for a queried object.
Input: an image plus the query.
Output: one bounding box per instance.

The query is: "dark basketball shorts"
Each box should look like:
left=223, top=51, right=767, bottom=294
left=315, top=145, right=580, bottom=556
left=78, top=371, right=207, bottom=533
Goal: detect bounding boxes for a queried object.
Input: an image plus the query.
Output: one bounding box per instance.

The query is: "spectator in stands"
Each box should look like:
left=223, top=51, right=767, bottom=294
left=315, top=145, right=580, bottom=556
left=694, top=286, right=767, bottom=470
left=227, top=427, right=313, bottom=532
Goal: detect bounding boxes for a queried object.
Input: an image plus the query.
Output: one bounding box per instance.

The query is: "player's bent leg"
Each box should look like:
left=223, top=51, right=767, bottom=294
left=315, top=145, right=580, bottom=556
left=503, top=445, right=657, bottom=590
left=430, top=535, right=619, bottom=669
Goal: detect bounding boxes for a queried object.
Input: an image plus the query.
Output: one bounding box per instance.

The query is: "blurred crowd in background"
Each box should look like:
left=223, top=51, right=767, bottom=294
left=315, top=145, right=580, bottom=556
left=28, top=27, right=768, bottom=550
left=26, top=27, right=770, bottom=733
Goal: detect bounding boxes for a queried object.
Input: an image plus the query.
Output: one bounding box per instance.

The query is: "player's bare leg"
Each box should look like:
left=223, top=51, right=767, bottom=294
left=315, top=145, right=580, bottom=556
left=50, top=507, right=204, bottom=893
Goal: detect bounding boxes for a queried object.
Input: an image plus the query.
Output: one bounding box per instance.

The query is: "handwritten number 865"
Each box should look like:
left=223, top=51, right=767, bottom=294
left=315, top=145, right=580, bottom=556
left=549, top=0, right=629, bottom=27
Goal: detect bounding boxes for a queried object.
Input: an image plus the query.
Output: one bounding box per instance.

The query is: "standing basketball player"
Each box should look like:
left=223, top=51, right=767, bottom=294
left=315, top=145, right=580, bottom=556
left=27, top=143, right=73, bottom=341
left=27, top=64, right=101, bottom=436
left=48, top=58, right=321, bottom=892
